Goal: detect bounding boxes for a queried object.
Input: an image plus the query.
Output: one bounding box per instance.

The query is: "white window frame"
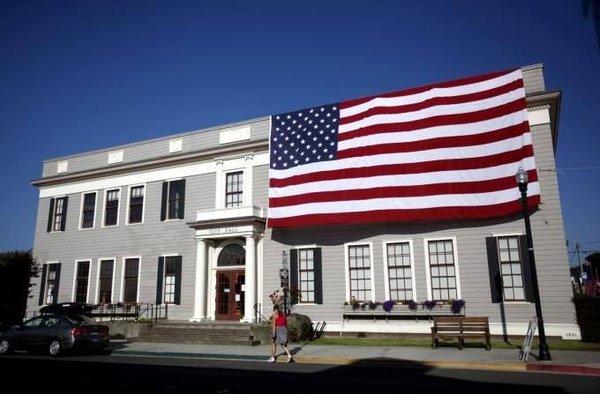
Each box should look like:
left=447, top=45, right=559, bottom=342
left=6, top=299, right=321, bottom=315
left=423, top=237, right=462, bottom=301
left=71, top=259, right=92, bottom=303
left=78, top=191, right=98, bottom=230
left=102, top=188, right=121, bottom=227
left=492, top=232, right=528, bottom=304
left=125, top=184, right=146, bottom=225
left=290, top=244, right=319, bottom=305
left=214, top=155, right=254, bottom=210
left=382, top=240, right=417, bottom=302
left=120, top=256, right=142, bottom=303
left=224, top=170, right=245, bottom=208
left=161, top=253, right=180, bottom=305
left=49, top=196, right=67, bottom=233
left=344, top=242, right=375, bottom=302
left=42, top=261, right=60, bottom=305
left=96, top=257, right=116, bottom=304
left=163, top=178, right=184, bottom=221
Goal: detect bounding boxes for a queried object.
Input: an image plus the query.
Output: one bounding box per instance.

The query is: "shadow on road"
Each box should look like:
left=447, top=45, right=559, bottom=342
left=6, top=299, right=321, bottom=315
left=0, top=355, right=582, bottom=393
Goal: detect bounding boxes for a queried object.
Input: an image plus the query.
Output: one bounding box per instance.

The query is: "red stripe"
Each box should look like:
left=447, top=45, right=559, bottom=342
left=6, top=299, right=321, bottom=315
left=267, top=195, right=540, bottom=228
left=269, top=171, right=538, bottom=208
left=340, top=79, right=524, bottom=125
left=338, top=122, right=528, bottom=159
left=339, top=98, right=527, bottom=142
left=340, top=68, right=517, bottom=109
left=269, top=145, right=534, bottom=188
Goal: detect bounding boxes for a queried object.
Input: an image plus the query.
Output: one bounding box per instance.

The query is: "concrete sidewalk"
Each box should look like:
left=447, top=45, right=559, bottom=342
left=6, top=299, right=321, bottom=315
left=111, top=341, right=600, bottom=375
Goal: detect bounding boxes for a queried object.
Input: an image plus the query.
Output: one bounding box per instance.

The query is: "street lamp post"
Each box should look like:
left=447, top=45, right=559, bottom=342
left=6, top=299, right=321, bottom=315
left=280, top=251, right=290, bottom=316
left=516, top=167, right=552, bottom=361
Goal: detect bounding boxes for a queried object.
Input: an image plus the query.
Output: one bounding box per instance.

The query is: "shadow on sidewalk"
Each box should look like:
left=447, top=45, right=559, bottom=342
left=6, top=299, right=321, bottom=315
left=0, top=354, right=578, bottom=393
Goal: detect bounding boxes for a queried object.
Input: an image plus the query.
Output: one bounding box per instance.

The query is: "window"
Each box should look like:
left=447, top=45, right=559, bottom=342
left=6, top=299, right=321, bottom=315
left=498, top=236, right=526, bottom=301
left=128, top=186, right=145, bottom=224
left=46, top=268, right=58, bottom=304
left=48, top=197, right=68, bottom=232
left=225, top=171, right=243, bottom=208
left=347, top=244, right=372, bottom=301
left=98, top=259, right=114, bottom=304
left=81, top=193, right=96, bottom=229
left=161, top=180, right=185, bottom=220
left=386, top=242, right=414, bottom=301
left=104, top=189, right=120, bottom=226
left=75, top=261, right=90, bottom=303
left=217, top=244, right=245, bottom=266
left=298, top=249, right=315, bottom=303
left=39, top=263, right=61, bottom=306
left=427, top=240, right=458, bottom=301
left=123, top=258, right=140, bottom=303
left=164, top=258, right=177, bottom=304
left=23, top=317, right=44, bottom=329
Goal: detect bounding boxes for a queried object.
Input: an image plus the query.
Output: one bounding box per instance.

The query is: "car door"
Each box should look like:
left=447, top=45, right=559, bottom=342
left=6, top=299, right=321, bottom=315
left=14, top=317, right=44, bottom=348
left=37, top=316, right=62, bottom=345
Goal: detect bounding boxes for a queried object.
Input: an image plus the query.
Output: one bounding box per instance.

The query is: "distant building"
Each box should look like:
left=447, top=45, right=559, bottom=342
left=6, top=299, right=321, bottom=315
left=28, top=64, right=580, bottom=339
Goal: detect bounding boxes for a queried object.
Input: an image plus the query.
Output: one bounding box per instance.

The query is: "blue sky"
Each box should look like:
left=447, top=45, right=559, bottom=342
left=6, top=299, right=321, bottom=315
left=1, top=1, right=599, bottom=263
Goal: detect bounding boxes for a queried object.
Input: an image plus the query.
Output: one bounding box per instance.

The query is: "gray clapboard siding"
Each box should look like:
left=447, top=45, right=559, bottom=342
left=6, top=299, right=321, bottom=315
left=42, top=119, right=270, bottom=178
left=28, top=172, right=217, bottom=320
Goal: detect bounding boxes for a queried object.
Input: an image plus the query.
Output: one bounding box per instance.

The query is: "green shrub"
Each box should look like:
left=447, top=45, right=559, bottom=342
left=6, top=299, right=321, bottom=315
left=287, top=313, right=313, bottom=342
left=573, top=295, right=600, bottom=342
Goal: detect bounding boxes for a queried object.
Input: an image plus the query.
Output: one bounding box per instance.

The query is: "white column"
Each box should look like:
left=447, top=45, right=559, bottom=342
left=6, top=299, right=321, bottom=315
left=243, top=234, right=256, bottom=323
left=191, top=238, right=207, bottom=321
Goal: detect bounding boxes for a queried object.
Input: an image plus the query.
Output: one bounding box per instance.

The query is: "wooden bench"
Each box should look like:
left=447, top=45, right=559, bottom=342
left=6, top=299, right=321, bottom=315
left=431, top=316, right=491, bottom=350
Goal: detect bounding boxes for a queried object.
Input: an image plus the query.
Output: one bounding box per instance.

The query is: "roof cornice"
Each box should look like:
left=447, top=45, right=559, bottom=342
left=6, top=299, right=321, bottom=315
left=31, top=139, right=269, bottom=187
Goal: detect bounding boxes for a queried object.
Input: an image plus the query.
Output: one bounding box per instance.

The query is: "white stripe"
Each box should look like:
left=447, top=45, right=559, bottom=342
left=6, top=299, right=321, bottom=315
left=341, top=70, right=522, bottom=118
left=338, top=110, right=527, bottom=151
left=269, top=158, right=536, bottom=199
left=268, top=183, right=540, bottom=218
left=269, top=133, right=532, bottom=180
left=339, top=88, right=525, bottom=134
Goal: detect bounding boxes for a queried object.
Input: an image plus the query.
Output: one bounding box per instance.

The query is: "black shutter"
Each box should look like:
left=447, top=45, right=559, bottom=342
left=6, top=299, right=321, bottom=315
left=60, top=197, right=68, bottom=231
left=313, top=248, right=323, bottom=304
left=174, top=256, right=182, bottom=305
left=156, top=257, right=164, bottom=304
left=52, top=264, right=61, bottom=304
left=177, top=180, right=186, bottom=219
left=519, top=235, right=535, bottom=302
left=160, top=182, right=168, bottom=221
left=486, top=237, right=503, bottom=303
left=38, top=264, right=48, bottom=305
left=289, top=249, right=298, bottom=305
left=47, top=198, right=55, bottom=233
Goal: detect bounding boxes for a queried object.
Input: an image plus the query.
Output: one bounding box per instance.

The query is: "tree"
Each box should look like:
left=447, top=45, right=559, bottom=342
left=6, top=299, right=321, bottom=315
left=0, top=250, right=39, bottom=327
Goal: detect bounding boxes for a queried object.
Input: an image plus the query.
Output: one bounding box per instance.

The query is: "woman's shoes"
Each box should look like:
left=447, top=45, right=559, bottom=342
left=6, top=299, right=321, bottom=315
left=287, top=355, right=294, bottom=363
left=267, top=357, right=275, bottom=363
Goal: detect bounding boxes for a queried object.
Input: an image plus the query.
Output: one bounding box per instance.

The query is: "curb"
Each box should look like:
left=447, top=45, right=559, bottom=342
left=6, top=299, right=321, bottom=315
left=293, top=356, right=526, bottom=372
left=526, top=364, right=600, bottom=376
left=112, top=350, right=269, bottom=362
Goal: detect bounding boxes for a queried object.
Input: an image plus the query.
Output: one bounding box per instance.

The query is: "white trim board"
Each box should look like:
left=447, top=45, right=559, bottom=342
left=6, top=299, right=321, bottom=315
left=39, top=152, right=270, bottom=198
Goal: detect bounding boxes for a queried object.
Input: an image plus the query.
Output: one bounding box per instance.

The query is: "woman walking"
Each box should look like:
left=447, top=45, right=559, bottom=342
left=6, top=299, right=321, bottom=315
left=268, top=305, right=293, bottom=363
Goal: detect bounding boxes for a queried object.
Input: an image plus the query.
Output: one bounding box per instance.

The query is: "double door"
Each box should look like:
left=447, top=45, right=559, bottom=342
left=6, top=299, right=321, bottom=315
left=215, top=270, right=245, bottom=321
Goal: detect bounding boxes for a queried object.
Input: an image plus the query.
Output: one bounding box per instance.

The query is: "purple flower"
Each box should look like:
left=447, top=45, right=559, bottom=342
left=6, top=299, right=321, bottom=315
left=451, top=299, right=465, bottom=314
left=382, top=300, right=395, bottom=312
left=422, top=300, right=437, bottom=310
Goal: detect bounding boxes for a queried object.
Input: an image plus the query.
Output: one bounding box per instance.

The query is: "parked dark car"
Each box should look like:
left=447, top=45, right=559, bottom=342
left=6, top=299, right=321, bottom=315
left=0, top=313, right=110, bottom=356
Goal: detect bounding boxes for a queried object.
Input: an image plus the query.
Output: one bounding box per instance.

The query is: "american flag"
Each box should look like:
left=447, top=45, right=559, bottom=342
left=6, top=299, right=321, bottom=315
left=267, top=68, right=540, bottom=228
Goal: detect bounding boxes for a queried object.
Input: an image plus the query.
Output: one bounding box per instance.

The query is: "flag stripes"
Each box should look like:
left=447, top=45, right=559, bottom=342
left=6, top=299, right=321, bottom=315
left=268, top=68, right=538, bottom=228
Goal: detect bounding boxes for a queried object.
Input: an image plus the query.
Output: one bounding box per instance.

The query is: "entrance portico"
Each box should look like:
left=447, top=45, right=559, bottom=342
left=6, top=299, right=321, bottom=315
left=187, top=206, right=265, bottom=323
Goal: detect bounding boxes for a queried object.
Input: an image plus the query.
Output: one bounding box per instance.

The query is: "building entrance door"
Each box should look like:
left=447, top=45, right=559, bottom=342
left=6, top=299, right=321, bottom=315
left=215, top=270, right=245, bottom=321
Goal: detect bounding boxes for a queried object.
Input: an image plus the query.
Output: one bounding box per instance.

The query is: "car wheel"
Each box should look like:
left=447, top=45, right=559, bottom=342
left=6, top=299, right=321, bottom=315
left=48, top=338, right=61, bottom=357
left=0, top=339, right=11, bottom=355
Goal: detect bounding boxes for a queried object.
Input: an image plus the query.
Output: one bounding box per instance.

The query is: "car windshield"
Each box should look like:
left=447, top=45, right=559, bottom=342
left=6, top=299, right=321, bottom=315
left=63, top=315, right=98, bottom=325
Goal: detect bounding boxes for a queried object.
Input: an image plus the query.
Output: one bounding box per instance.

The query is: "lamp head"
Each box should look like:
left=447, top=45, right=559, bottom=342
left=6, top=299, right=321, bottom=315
left=515, top=167, right=528, bottom=185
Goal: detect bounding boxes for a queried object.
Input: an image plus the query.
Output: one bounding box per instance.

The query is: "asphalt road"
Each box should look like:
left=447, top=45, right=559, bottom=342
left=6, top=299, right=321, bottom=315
left=2, top=353, right=599, bottom=394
